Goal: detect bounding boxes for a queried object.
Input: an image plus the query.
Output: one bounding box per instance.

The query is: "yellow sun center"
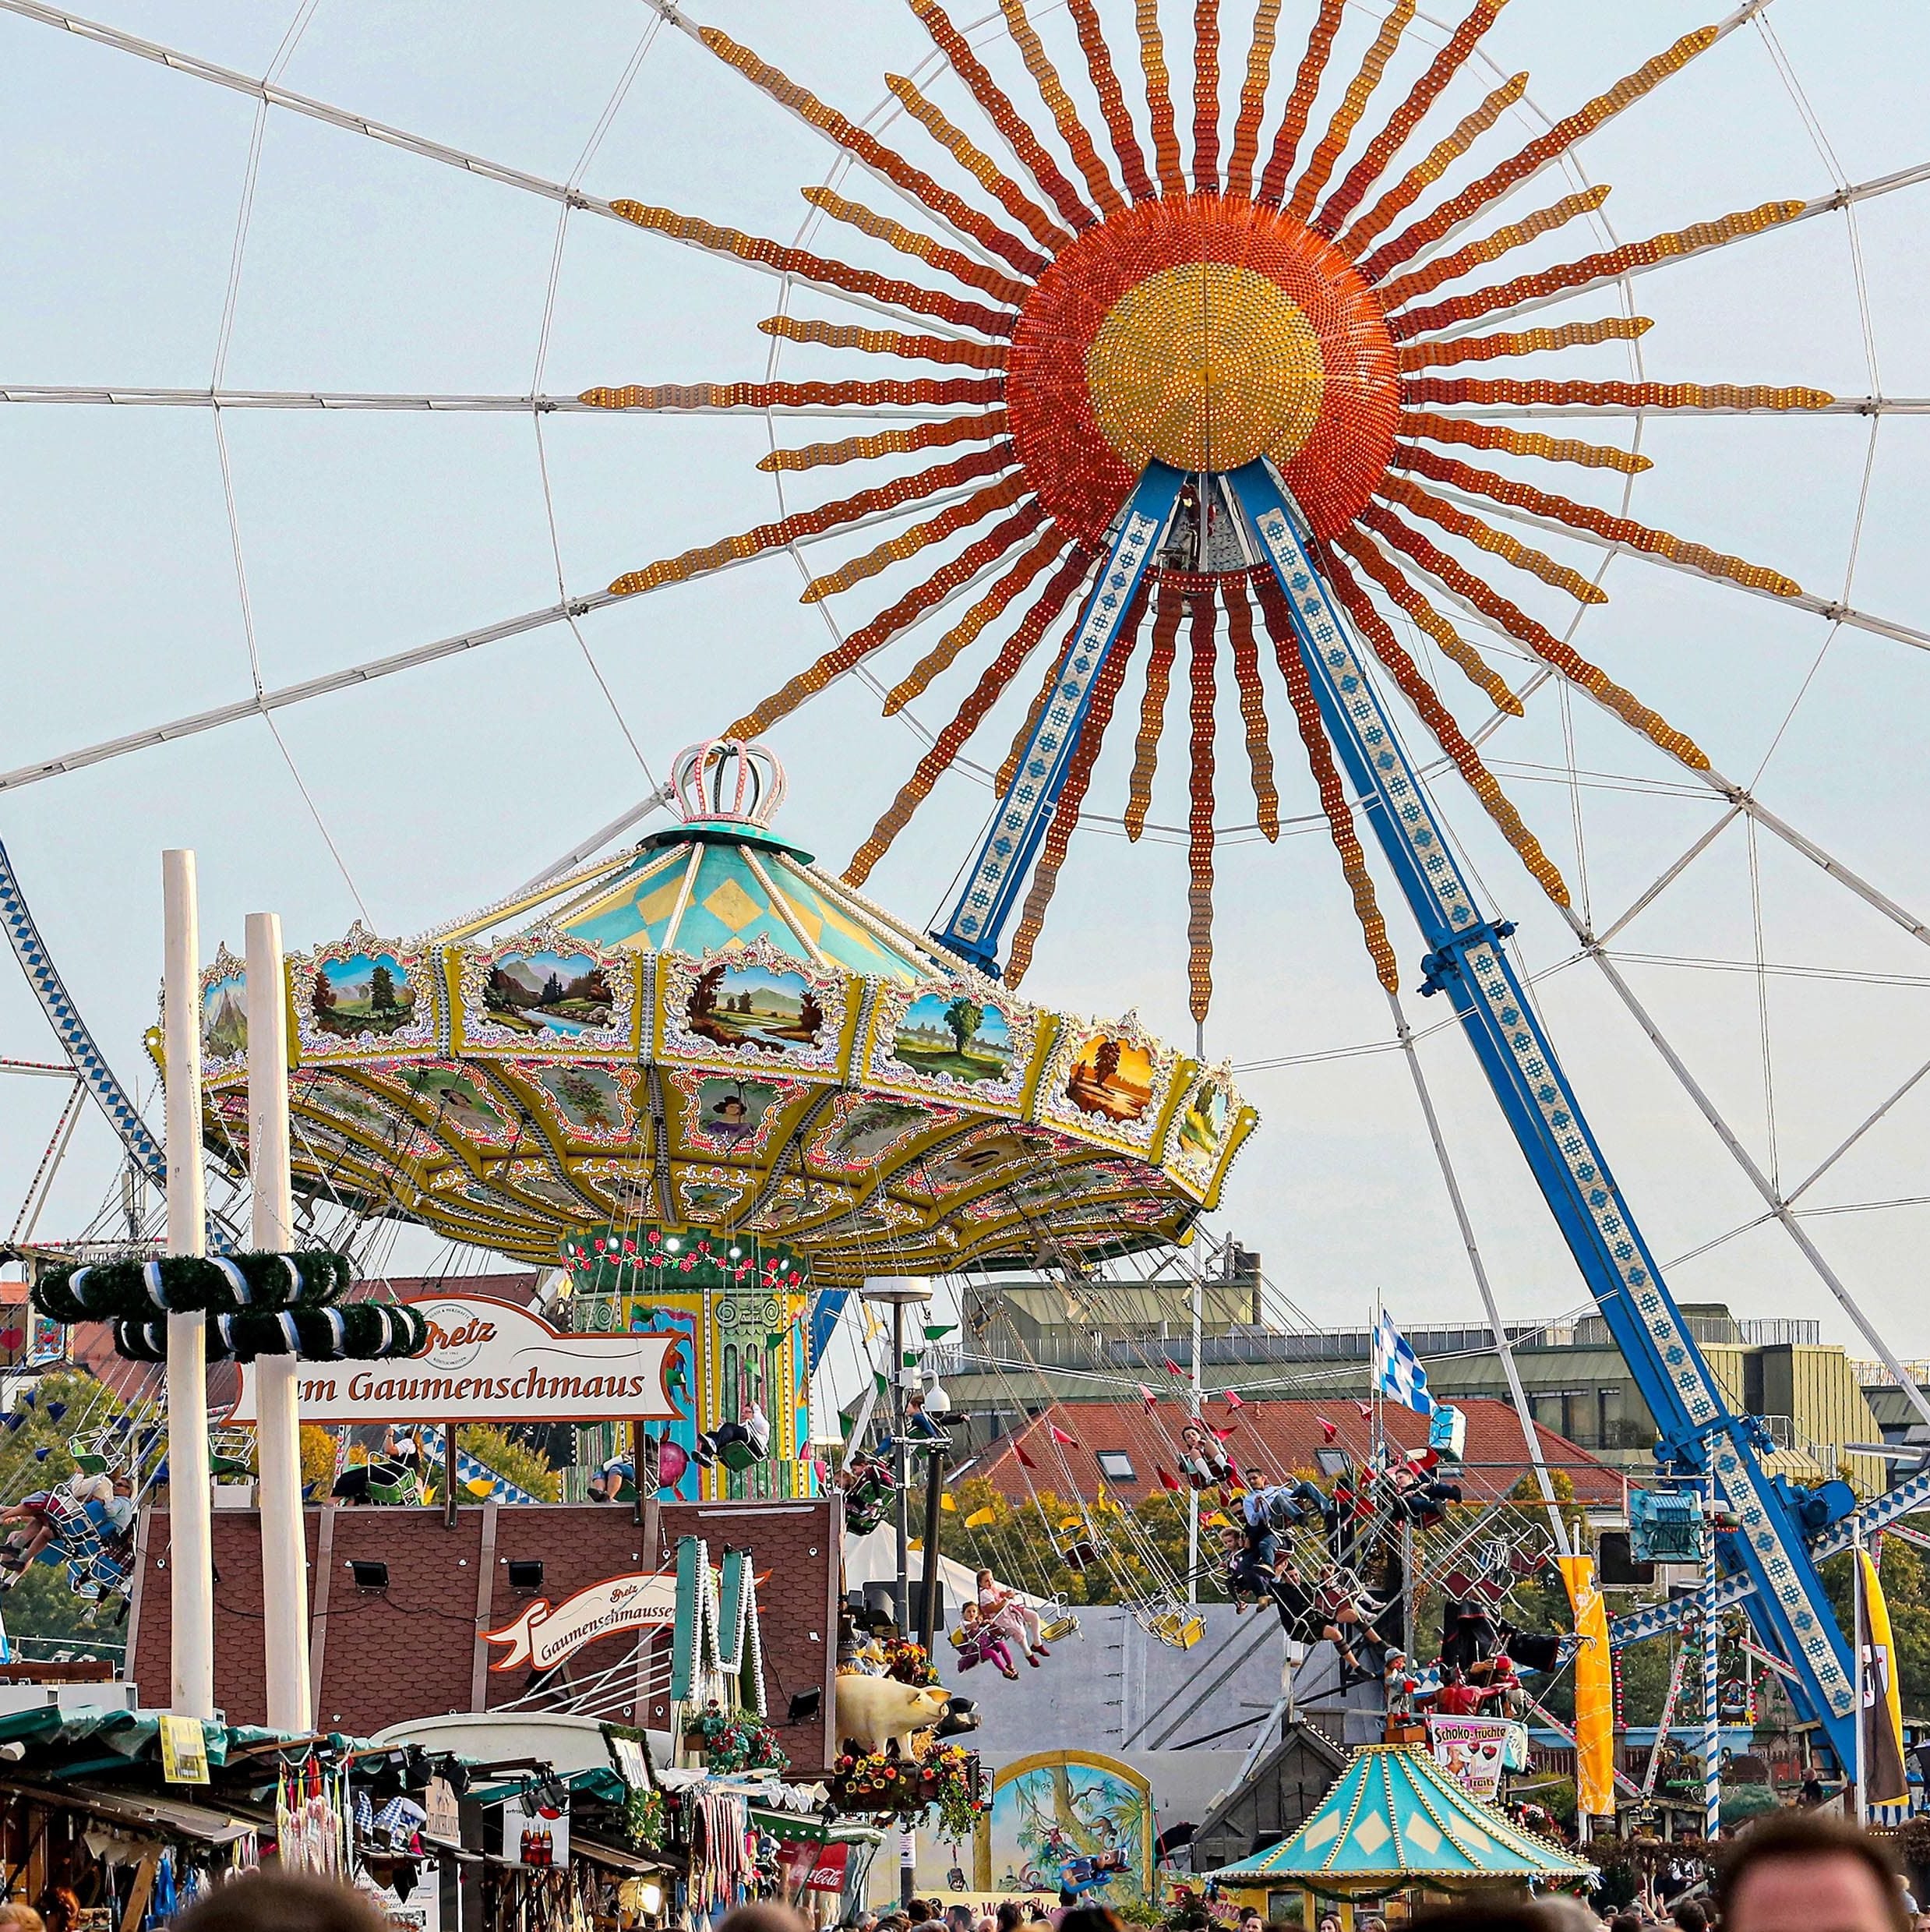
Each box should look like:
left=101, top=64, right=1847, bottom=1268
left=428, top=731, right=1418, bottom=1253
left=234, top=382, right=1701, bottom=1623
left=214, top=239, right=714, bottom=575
left=1084, top=260, right=1327, bottom=475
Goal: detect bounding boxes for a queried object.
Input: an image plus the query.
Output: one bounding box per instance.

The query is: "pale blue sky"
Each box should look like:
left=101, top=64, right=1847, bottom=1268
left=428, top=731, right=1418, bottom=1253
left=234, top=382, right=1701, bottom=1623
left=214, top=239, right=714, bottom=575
left=3, top=2, right=1929, bottom=1356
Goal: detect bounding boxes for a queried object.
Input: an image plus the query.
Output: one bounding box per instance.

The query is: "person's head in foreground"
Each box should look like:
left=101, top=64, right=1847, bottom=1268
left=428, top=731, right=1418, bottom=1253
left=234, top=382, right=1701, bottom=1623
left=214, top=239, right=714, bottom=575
left=1533, top=1901, right=1600, bottom=1932
left=1671, top=1903, right=1707, bottom=1932
left=1408, top=1909, right=1550, bottom=1932
left=1717, top=1809, right=1911, bottom=1932
left=1055, top=1909, right=1125, bottom=1932
left=172, top=1877, right=390, bottom=1932
left=717, top=1908, right=810, bottom=1932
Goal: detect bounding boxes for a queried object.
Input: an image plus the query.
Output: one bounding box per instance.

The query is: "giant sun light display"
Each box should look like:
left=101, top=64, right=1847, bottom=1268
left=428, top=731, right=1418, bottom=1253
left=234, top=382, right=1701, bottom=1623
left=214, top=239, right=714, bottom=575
left=578, top=0, right=1829, bottom=1014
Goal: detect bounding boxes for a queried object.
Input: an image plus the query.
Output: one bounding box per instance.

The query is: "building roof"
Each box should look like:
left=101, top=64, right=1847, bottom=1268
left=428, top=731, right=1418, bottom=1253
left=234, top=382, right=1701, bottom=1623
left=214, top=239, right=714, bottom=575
left=1202, top=1743, right=1594, bottom=1884
left=972, top=1397, right=1621, bottom=1507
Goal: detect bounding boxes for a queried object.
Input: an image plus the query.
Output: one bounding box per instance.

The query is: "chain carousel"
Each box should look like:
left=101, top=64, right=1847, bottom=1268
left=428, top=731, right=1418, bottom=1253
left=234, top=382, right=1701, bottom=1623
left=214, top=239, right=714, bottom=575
left=176, top=737, right=1253, bottom=1502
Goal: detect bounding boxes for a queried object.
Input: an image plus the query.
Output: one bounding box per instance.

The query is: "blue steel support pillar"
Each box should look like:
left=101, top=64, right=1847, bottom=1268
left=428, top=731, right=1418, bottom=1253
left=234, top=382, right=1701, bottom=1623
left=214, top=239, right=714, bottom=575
left=1226, top=458, right=1858, bottom=1774
left=935, top=462, right=1185, bottom=972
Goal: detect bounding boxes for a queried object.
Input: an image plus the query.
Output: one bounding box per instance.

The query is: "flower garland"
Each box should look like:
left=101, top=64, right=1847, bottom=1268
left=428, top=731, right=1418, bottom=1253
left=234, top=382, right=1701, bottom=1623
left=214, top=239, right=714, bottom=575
left=623, top=1786, right=666, bottom=1851
left=828, top=1743, right=983, bottom=1837
left=880, top=1637, right=939, bottom=1687
left=34, top=1250, right=351, bottom=1323
left=111, top=1302, right=429, bottom=1364
left=561, top=1227, right=807, bottom=1294
left=693, top=1704, right=789, bottom=1776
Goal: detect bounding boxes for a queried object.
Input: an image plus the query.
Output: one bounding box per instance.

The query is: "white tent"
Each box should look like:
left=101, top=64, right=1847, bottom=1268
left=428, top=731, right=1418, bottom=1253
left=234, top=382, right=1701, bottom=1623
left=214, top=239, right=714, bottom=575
left=842, top=1525, right=1053, bottom=1614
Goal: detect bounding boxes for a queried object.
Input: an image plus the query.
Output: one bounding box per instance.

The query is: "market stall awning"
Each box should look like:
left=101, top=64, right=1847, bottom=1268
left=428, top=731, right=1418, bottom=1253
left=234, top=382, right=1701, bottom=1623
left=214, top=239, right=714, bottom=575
left=1200, top=1745, right=1594, bottom=1886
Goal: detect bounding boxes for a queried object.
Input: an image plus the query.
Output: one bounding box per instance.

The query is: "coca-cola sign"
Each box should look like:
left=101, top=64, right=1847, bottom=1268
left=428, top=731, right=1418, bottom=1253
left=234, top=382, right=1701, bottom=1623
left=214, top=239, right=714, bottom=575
left=228, top=1292, right=678, bottom=1425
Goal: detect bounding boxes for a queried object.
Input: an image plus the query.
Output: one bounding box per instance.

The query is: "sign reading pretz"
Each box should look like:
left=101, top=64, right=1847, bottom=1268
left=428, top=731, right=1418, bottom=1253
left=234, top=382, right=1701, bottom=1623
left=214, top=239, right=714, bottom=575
left=228, top=1293, right=679, bottom=1425
left=483, top=1570, right=679, bottom=1672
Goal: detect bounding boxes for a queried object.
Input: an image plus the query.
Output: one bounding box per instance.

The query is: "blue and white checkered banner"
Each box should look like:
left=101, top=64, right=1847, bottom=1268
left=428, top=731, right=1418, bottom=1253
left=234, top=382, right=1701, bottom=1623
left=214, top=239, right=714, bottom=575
left=1373, top=1312, right=1436, bottom=1416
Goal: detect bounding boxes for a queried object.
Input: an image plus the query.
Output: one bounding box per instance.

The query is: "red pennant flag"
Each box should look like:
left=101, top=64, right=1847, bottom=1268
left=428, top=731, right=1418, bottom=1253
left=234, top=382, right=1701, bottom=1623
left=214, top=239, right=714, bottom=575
left=1162, top=1356, right=1184, bottom=1378
left=1318, top=1417, right=1339, bottom=1443
left=1015, top=1445, right=1037, bottom=1469
left=1049, top=1423, right=1079, bottom=1447
left=1138, top=1384, right=1158, bottom=1411
left=1223, top=1389, right=1244, bottom=1411
left=1158, top=1467, right=1182, bottom=1493
left=1356, top=1402, right=1374, bottom=1420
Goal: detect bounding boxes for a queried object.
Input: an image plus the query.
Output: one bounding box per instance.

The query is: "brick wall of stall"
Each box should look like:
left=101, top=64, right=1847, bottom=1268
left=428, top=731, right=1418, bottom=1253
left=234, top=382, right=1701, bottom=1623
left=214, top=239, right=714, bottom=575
left=130, top=1498, right=841, bottom=1769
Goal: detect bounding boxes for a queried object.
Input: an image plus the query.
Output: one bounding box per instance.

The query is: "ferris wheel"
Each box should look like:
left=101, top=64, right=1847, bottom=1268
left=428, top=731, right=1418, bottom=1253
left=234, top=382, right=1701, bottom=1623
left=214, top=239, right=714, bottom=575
left=2, top=0, right=1929, bottom=1764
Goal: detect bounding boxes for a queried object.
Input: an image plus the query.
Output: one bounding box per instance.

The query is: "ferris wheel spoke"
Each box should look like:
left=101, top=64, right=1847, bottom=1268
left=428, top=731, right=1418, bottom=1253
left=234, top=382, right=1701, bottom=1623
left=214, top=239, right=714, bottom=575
left=1577, top=937, right=1930, bottom=1431
left=1402, top=161, right=1930, bottom=339
left=1314, top=0, right=1508, bottom=240
left=0, top=0, right=612, bottom=217
left=1427, top=479, right=1930, bottom=652
left=0, top=385, right=981, bottom=417
left=637, top=4, right=1050, bottom=279
left=1360, top=23, right=1748, bottom=282
left=0, top=0, right=1010, bottom=340
left=0, top=595, right=608, bottom=795
left=1420, top=395, right=1930, bottom=418
left=1283, top=0, right=1413, bottom=224
left=0, top=387, right=598, bottom=411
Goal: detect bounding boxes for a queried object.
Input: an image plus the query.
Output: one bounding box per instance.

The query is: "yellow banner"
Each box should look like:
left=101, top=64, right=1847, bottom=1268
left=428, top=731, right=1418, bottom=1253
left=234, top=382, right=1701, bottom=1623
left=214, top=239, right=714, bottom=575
left=1861, top=1549, right=1910, bottom=1804
left=1560, top=1554, right=1614, bottom=1817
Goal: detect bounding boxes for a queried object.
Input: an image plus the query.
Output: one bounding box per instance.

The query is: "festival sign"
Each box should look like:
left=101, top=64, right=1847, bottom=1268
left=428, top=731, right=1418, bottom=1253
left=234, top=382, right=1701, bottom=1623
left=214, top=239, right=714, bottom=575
left=1426, top=1715, right=1526, bottom=1800
left=482, top=1570, right=679, bottom=1673
left=228, top=1293, right=678, bottom=1426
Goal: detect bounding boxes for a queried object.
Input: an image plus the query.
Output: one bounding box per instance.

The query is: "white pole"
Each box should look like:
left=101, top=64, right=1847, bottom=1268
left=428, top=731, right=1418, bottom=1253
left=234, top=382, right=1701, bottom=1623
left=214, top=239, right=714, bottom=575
left=1854, top=1513, right=1868, bottom=1824
left=1187, top=1254, right=1202, bottom=1605
left=161, top=850, right=215, bottom=1719
left=246, top=911, right=311, bottom=1732
left=1702, top=1468, right=1722, bottom=1842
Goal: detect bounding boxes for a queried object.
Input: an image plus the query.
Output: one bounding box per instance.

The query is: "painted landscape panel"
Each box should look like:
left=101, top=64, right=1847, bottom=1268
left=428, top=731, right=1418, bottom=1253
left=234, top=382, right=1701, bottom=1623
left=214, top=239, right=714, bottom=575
left=891, top=991, right=1014, bottom=1084
left=484, top=949, right=614, bottom=1037
left=311, top=950, right=417, bottom=1039
left=686, top=961, right=823, bottom=1051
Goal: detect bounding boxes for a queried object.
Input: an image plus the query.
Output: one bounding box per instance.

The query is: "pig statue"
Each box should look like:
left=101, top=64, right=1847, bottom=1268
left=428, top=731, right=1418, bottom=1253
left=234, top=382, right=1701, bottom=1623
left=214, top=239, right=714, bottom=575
left=832, top=1672, right=953, bottom=1757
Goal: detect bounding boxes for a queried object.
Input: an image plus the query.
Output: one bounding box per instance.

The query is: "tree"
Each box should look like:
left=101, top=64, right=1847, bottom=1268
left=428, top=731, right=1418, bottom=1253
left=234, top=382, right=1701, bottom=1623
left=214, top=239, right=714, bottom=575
left=944, top=998, right=984, bottom=1056
left=311, top=969, right=336, bottom=1016
left=370, top=962, right=397, bottom=1012
left=932, top=1476, right=1227, bottom=1610
left=456, top=1426, right=560, bottom=1503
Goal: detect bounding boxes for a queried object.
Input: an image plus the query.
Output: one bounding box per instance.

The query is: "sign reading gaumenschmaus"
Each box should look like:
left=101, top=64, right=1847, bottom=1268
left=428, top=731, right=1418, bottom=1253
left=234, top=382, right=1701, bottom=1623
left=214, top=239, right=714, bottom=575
left=228, top=1293, right=679, bottom=1425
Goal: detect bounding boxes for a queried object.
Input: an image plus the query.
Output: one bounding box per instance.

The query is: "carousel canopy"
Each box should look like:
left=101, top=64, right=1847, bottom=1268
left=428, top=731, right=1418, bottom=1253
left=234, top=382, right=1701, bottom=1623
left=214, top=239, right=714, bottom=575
left=172, top=740, right=1254, bottom=1283
left=1201, top=1745, right=1594, bottom=1888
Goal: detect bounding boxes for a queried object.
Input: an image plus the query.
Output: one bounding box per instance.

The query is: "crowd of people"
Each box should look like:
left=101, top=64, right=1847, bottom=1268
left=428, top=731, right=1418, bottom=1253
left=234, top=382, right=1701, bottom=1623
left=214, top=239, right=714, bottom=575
left=67, top=1807, right=1915, bottom=1932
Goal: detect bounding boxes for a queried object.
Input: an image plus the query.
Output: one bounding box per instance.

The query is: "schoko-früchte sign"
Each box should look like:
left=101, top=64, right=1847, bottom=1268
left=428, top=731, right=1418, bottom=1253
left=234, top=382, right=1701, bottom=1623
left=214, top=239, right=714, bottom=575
left=228, top=1293, right=678, bottom=1425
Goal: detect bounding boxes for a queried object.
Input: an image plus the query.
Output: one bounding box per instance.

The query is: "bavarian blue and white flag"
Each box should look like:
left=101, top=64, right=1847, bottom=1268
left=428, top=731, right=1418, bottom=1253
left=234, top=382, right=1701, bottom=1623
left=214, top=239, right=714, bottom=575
left=1373, top=1312, right=1436, bottom=1416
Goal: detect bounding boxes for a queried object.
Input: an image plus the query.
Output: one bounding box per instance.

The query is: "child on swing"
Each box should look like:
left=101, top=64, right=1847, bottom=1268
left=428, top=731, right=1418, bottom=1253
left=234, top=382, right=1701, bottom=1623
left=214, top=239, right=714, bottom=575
left=954, top=1602, right=1021, bottom=1679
